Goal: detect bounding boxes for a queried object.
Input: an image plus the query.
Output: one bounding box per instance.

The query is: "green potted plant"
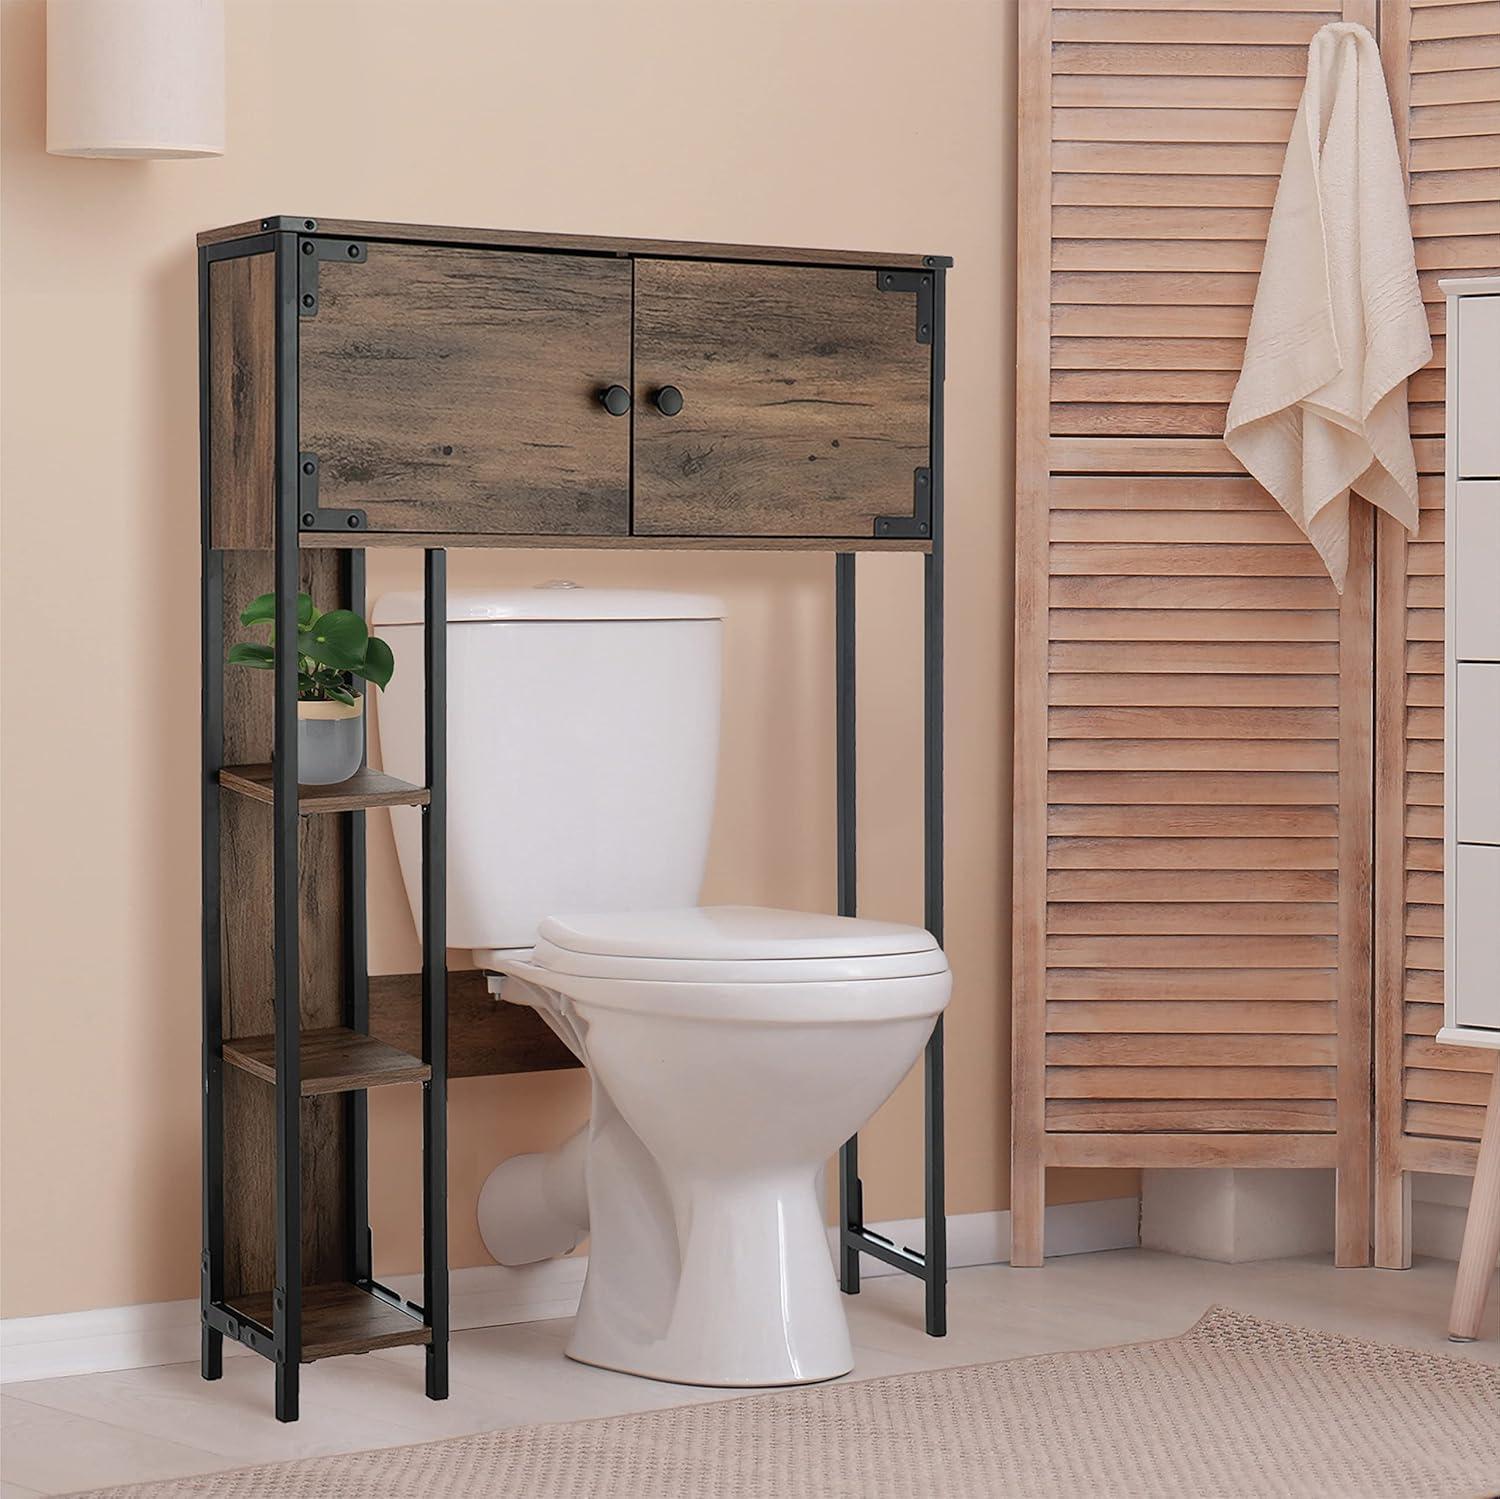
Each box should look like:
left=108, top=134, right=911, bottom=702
left=228, top=592, right=395, bottom=785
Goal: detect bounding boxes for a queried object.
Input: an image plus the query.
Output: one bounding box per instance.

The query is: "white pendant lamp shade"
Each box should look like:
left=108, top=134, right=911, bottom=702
left=47, top=0, right=225, bottom=158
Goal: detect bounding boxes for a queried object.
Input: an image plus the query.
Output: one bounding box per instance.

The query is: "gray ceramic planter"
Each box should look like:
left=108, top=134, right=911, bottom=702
left=298, top=697, right=364, bottom=785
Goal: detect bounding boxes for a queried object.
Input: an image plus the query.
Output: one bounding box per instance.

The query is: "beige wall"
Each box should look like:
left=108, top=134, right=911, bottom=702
left=0, top=0, right=1130, bottom=1320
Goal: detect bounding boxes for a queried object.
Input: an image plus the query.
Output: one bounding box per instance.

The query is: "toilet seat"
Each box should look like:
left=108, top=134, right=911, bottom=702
left=479, top=905, right=949, bottom=1022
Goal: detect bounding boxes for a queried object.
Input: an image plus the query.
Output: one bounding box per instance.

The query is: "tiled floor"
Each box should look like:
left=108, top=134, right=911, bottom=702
left=2, top=1250, right=1495, bottom=1497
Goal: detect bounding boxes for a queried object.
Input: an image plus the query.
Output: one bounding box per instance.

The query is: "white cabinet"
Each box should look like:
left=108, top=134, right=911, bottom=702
left=1442, top=278, right=1500, bottom=1052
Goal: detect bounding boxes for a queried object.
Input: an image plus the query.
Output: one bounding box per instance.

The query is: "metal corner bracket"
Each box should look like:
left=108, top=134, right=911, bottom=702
left=874, top=269, right=935, bottom=346
left=298, top=452, right=367, bottom=533
left=873, top=468, right=932, bottom=539
left=297, top=237, right=367, bottom=319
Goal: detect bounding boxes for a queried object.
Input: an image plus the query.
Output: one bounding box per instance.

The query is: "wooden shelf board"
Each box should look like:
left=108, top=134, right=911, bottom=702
left=227, top=1282, right=431, bottom=1361
left=223, top=1026, right=431, bottom=1095
left=218, top=764, right=429, bottom=813
left=297, top=532, right=933, bottom=553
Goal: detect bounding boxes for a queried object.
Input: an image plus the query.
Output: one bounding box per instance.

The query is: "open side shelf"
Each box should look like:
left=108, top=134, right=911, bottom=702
left=226, top=1282, right=431, bottom=1361
left=222, top=1026, right=431, bottom=1095
left=218, top=764, right=429, bottom=813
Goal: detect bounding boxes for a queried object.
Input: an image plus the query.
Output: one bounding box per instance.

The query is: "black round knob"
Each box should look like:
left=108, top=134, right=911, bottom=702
left=654, top=385, right=685, bottom=417
left=599, top=384, right=631, bottom=417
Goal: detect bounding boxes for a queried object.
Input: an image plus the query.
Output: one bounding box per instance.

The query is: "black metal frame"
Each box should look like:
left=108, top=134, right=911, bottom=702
left=198, top=232, right=449, bottom=1422
left=837, top=266, right=947, bottom=1338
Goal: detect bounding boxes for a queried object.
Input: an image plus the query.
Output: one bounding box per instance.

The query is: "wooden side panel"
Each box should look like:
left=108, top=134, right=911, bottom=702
left=301, top=246, right=632, bottom=536
left=631, top=260, right=931, bottom=537
left=1015, top=0, right=1375, bottom=1264
left=1374, top=0, right=1500, bottom=1266
left=220, top=550, right=349, bottom=1299
left=208, top=253, right=275, bottom=550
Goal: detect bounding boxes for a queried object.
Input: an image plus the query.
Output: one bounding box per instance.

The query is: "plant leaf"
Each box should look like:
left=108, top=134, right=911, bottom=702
left=227, top=643, right=275, bottom=668
left=356, top=635, right=395, bottom=690
left=240, top=591, right=315, bottom=629
left=302, top=609, right=368, bottom=670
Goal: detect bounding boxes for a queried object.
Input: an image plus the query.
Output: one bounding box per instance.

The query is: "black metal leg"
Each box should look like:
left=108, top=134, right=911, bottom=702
left=272, top=231, right=303, bottom=1420
left=198, top=248, right=227, bottom=1386
left=275, top=1363, right=299, bottom=1423
left=423, top=548, right=450, bottom=1402
left=835, top=553, right=862, bottom=1296
left=923, top=271, right=948, bottom=1337
left=835, top=266, right=947, bottom=1336
left=345, top=550, right=372, bottom=1287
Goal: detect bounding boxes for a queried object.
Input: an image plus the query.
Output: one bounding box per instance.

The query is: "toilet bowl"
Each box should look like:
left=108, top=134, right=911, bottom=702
left=373, top=586, right=951, bottom=1388
left=481, top=905, right=950, bottom=1387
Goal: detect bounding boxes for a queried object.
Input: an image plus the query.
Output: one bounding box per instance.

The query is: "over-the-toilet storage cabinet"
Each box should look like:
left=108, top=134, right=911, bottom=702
left=1442, top=279, right=1500, bottom=1048
left=213, top=230, right=935, bottom=546
left=200, top=216, right=948, bottom=1420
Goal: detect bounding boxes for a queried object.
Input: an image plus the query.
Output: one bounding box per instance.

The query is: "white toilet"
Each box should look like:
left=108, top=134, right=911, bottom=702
left=373, top=585, right=950, bottom=1388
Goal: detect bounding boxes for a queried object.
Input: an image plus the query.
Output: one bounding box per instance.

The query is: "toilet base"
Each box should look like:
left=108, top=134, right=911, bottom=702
left=567, top=1167, right=855, bottom=1388
left=562, top=1347, right=851, bottom=1390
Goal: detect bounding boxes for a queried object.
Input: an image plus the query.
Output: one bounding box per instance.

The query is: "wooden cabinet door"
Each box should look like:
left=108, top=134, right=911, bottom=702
left=300, top=245, right=632, bottom=535
left=631, top=260, right=931, bottom=537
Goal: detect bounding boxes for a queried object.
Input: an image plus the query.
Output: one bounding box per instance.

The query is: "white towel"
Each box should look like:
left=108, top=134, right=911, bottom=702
left=1224, top=21, right=1430, bottom=592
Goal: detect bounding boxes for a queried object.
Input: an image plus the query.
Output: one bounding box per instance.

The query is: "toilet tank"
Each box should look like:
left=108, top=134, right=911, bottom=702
left=372, top=584, right=724, bottom=952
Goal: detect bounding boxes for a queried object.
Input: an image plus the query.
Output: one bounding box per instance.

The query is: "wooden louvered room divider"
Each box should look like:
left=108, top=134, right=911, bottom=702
left=1010, top=0, right=1481, bottom=1270
left=1373, top=0, right=1500, bottom=1268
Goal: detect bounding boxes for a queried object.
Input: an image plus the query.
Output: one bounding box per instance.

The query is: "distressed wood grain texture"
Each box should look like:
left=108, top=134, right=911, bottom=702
left=300, top=246, right=632, bottom=535
left=630, top=260, right=930, bottom=537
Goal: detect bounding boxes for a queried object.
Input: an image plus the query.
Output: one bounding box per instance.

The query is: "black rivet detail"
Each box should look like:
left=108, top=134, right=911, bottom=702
left=346, top=514, right=361, bottom=529
left=301, top=512, right=315, bottom=526
left=302, top=459, right=315, bottom=475
left=347, top=243, right=360, bottom=258
left=303, top=219, right=316, bottom=230
left=301, top=240, right=315, bottom=255
left=302, top=293, right=315, bottom=309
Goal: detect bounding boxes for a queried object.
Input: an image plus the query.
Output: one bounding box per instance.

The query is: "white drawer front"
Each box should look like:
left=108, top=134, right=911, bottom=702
left=1456, top=663, right=1500, bottom=844
left=1456, top=296, right=1500, bottom=480
left=1455, top=843, right=1500, bottom=1033
left=1455, top=481, right=1500, bottom=662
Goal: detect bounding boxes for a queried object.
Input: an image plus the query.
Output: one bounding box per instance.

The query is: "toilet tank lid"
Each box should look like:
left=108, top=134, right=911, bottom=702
left=536, top=905, right=941, bottom=963
left=372, top=584, right=725, bottom=626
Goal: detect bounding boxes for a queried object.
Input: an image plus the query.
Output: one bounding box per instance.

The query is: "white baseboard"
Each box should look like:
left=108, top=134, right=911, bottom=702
left=0, top=1197, right=1139, bottom=1385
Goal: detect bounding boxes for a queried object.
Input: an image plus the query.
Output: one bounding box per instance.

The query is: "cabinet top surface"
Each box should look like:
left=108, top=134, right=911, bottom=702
left=197, top=215, right=952, bottom=270
left=1439, top=275, right=1500, bottom=297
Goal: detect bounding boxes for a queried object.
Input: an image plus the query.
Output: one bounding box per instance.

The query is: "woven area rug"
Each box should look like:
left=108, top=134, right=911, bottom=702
left=69, top=1307, right=1500, bottom=1499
